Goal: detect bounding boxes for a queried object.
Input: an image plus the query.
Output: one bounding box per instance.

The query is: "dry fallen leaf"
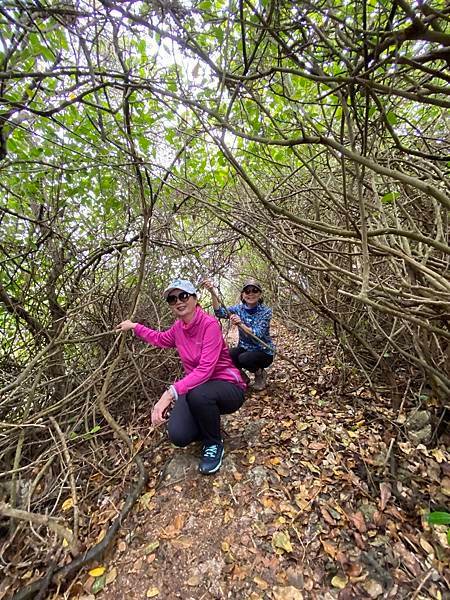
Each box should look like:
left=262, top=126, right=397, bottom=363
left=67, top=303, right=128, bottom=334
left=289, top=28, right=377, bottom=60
left=441, top=477, right=450, bottom=497
left=431, top=448, right=446, bottom=463
left=272, top=531, right=293, bottom=553
left=232, top=564, right=249, bottom=580
left=320, top=507, right=336, bottom=526
left=349, top=511, right=367, bottom=533
left=379, top=482, right=392, bottom=511
left=419, top=537, right=434, bottom=556
left=61, top=497, right=74, bottom=511
left=62, top=527, right=73, bottom=548
left=88, top=566, right=106, bottom=578
left=393, top=542, right=421, bottom=576
left=140, top=490, right=156, bottom=509
left=171, top=536, right=193, bottom=549
left=295, top=421, right=310, bottom=432
left=331, top=574, right=348, bottom=589
left=105, top=567, right=117, bottom=585
left=21, top=570, right=33, bottom=580
left=143, top=541, right=160, bottom=554
left=253, top=576, right=269, bottom=590
left=186, top=575, right=201, bottom=586
left=161, top=513, right=185, bottom=538
left=321, top=539, right=337, bottom=558
left=309, top=442, right=327, bottom=450
left=146, top=587, right=159, bottom=597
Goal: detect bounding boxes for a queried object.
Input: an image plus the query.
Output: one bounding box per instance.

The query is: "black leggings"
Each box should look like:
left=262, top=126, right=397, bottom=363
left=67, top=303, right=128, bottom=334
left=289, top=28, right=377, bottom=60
left=229, top=347, right=274, bottom=373
left=167, top=380, right=245, bottom=446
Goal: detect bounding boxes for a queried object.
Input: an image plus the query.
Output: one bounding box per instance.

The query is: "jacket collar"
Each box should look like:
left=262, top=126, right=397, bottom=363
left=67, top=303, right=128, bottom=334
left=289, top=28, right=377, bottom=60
left=181, top=305, right=203, bottom=333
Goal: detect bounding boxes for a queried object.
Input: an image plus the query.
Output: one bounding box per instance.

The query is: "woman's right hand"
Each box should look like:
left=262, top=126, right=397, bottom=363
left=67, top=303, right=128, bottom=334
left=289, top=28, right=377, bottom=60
left=201, top=279, right=215, bottom=292
left=151, top=390, right=173, bottom=426
left=116, top=320, right=137, bottom=332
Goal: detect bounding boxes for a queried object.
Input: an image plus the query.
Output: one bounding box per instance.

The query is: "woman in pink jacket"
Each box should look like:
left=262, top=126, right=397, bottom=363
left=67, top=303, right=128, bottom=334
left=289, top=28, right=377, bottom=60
left=116, top=279, right=247, bottom=475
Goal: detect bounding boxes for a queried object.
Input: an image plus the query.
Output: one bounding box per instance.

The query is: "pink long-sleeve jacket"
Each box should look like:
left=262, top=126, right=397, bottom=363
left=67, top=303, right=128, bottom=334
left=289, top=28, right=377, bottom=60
left=134, top=305, right=247, bottom=397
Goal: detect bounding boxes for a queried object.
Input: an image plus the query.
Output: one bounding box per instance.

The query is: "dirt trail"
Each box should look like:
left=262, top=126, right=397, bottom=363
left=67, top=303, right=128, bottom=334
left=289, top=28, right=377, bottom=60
left=76, top=325, right=448, bottom=600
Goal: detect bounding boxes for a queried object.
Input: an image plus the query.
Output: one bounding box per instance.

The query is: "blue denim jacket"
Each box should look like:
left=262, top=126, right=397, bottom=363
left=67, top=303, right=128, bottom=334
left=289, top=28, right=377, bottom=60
left=214, top=303, right=275, bottom=355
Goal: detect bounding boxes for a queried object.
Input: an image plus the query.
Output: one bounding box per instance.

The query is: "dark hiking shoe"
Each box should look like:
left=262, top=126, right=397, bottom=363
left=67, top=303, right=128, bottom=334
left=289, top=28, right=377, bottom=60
left=199, top=443, right=224, bottom=475
left=252, top=368, right=267, bottom=391
left=240, top=370, right=251, bottom=385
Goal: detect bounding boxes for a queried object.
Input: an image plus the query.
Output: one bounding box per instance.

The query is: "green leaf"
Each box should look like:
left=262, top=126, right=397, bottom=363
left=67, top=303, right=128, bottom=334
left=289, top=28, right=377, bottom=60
left=386, top=112, right=397, bottom=125
left=381, top=192, right=399, bottom=204
left=212, top=26, right=224, bottom=44
left=167, top=80, right=177, bottom=92
left=427, top=511, right=450, bottom=525
left=41, top=46, right=55, bottom=61
left=92, top=574, right=106, bottom=594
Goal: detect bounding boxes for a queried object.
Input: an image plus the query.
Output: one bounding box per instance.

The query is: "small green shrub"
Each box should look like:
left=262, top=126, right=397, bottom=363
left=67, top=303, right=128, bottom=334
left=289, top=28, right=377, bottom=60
left=427, top=511, right=450, bottom=545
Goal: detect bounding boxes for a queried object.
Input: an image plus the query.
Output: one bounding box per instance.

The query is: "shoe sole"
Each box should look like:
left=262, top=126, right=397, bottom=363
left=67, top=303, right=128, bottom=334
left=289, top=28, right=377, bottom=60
left=199, top=449, right=224, bottom=475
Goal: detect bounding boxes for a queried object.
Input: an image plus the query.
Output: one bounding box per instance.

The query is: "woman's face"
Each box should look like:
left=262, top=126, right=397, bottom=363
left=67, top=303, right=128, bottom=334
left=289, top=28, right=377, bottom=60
left=242, top=286, right=261, bottom=307
left=167, top=288, right=197, bottom=322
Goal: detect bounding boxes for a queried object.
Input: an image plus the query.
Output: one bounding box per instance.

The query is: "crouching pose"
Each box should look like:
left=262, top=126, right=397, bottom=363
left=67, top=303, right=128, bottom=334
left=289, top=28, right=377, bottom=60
left=116, top=279, right=247, bottom=475
left=203, top=279, right=275, bottom=391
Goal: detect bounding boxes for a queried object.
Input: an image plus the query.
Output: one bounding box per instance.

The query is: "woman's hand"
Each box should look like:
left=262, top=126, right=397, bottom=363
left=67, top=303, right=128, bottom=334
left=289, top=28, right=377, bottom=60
left=201, top=279, right=215, bottom=292
left=116, top=319, right=137, bottom=332
left=230, top=314, right=242, bottom=326
left=231, top=315, right=252, bottom=335
left=151, top=389, right=174, bottom=426
left=201, top=279, right=220, bottom=310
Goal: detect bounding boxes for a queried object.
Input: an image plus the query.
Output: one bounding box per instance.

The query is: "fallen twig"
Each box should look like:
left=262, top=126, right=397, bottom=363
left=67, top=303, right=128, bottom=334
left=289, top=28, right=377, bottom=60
left=0, top=502, right=78, bottom=555
left=10, top=455, right=148, bottom=600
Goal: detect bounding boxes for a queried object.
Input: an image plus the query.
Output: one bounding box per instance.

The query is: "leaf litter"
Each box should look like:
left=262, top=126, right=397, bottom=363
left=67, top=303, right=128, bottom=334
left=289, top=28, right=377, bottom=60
left=65, top=324, right=449, bottom=599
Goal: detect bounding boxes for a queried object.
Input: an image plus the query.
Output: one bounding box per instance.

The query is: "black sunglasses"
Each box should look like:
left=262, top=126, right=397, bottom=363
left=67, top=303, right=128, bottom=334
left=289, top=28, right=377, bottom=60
left=243, top=286, right=261, bottom=294
left=166, top=291, right=194, bottom=305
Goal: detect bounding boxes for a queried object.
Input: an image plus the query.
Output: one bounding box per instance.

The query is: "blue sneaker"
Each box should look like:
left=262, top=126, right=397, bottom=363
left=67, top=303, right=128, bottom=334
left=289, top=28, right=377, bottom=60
left=199, top=443, right=224, bottom=475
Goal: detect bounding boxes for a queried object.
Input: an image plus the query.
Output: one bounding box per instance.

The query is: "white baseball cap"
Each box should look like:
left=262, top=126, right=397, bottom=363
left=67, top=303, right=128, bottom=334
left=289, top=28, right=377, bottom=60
left=163, top=278, right=197, bottom=298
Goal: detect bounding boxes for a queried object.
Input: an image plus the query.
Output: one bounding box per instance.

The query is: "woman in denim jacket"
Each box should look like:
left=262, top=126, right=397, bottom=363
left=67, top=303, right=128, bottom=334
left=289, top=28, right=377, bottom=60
left=204, top=278, right=275, bottom=391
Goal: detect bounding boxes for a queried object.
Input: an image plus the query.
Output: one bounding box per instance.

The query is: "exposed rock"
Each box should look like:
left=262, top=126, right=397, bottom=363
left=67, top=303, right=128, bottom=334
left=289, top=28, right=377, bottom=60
left=408, top=424, right=432, bottom=445
left=405, top=410, right=432, bottom=445
left=163, top=453, right=197, bottom=481
left=362, top=578, right=384, bottom=598
left=272, top=585, right=304, bottom=600
left=406, top=410, right=430, bottom=431
left=247, top=465, right=270, bottom=487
